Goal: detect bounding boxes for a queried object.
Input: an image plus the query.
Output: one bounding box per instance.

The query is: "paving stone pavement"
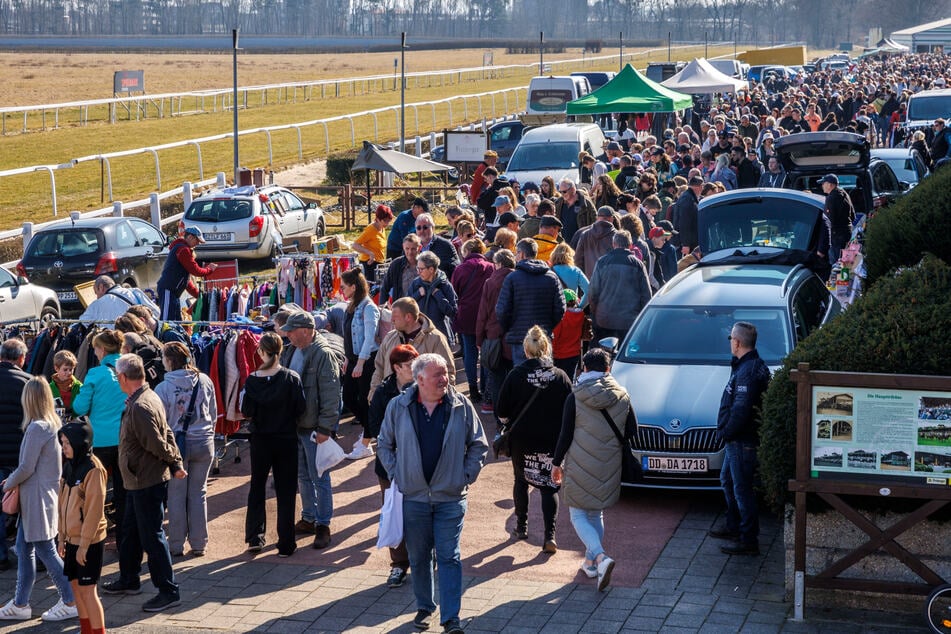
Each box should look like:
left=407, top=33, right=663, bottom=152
left=0, top=498, right=927, bottom=633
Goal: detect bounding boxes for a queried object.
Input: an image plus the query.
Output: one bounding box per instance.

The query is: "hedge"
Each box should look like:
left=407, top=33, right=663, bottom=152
left=758, top=254, right=951, bottom=514
left=325, top=151, right=361, bottom=185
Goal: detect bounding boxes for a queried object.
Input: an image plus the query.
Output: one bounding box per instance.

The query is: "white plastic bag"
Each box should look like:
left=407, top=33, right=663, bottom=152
left=376, top=482, right=404, bottom=549
left=313, top=436, right=346, bottom=477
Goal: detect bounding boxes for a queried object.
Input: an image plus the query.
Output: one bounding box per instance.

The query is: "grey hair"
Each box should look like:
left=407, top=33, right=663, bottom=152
left=613, top=230, right=633, bottom=249
left=94, top=275, right=116, bottom=292
left=493, top=248, right=516, bottom=269
left=417, top=251, right=441, bottom=270
left=412, top=353, right=447, bottom=380
left=558, top=177, right=575, bottom=191
left=415, top=213, right=434, bottom=227
left=731, top=321, right=758, bottom=348
left=116, top=353, right=145, bottom=381
left=516, top=238, right=538, bottom=259
left=0, top=338, right=27, bottom=362
left=525, top=193, right=541, bottom=206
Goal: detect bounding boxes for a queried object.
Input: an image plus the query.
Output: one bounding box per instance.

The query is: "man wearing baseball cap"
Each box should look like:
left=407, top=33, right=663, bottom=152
left=648, top=226, right=678, bottom=286
left=818, top=174, right=854, bottom=264
left=156, top=226, right=219, bottom=321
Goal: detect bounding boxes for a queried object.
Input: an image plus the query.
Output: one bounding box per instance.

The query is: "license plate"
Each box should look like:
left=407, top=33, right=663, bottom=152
left=57, top=291, right=77, bottom=301
left=643, top=456, right=708, bottom=473
left=204, top=232, right=232, bottom=241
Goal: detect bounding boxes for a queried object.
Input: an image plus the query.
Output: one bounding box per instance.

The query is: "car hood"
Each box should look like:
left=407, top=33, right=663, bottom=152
left=774, top=131, right=869, bottom=174
left=612, top=362, right=730, bottom=432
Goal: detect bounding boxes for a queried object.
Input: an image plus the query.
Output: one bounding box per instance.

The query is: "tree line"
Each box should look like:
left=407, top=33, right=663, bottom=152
left=0, top=0, right=947, bottom=50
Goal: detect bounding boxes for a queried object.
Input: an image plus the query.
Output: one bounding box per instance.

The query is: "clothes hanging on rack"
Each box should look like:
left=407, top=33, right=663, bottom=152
left=276, top=254, right=358, bottom=309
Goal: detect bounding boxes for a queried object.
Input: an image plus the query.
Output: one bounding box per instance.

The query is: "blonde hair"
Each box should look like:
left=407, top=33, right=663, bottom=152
left=549, top=243, right=576, bottom=266
left=494, top=228, right=517, bottom=251
left=522, top=325, right=552, bottom=360
left=22, top=376, right=60, bottom=432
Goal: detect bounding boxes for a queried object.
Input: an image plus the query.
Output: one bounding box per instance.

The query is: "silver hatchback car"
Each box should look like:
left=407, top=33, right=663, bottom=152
left=610, top=188, right=842, bottom=489
left=181, top=185, right=325, bottom=260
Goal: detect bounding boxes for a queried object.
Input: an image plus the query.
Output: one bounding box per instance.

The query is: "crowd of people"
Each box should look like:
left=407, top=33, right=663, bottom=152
left=0, top=51, right=946, bottom=634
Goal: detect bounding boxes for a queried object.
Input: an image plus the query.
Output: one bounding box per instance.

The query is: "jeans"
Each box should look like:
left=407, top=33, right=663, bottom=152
left=94, top=445, right=125, bottom=546
left=297, top=429, right=333, bottom=526
left=167, top=436, right=215, bottom=554
left=14, top=522, right=74, bottom=607
left=460, top=334, right=480, bottom=396
left=720, top=440, right=759, bottom=545
left=378, top=477, right=409, bottom=570
left=118, top=481, right=179, bottom=597
left=403, top=499, right=466, bottom=622
left=569, top=507, right=605, bottom=561
left=512, top=452, right=559, bottom=540
left=0, top=466, right=10, bottom=562
left=247, top=434, right=299, bottom=554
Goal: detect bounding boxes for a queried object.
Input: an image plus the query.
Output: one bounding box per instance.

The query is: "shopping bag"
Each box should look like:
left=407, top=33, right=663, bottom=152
left=313, top=436, right=346, bottom=477
left=376, top=482, right=404, bottom=549
left=522, top=452, right=558, bottom=489
left=1, top=486, right=19, bottom=515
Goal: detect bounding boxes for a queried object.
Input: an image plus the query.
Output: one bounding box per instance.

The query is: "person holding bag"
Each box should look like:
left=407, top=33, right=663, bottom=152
left=496, top=326, right=571, bottom=554
left=153, top=342, right=217, bottom=558
left=552, top=348, right=637, bottom=592
left=241, top=332, right=306, bottom=557
left=0, top=378, right=78, bottom=622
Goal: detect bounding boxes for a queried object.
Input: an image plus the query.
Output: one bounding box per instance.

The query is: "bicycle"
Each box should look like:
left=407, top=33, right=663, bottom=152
left=925, top=582, right=951, bottom=633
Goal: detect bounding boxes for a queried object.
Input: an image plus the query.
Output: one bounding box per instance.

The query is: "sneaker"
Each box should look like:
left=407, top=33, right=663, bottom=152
left=579, top=560, right=598, bottom=579
left=294, top=520, right=316, bottom=534
left=0, top=599, right=31, bottom=620
left=442, top=618, right=464, bottom=634
left=246, top=539, right=265, bottom=554
left=708, top=526, right=740, bottom=540
left=41, top=599, right=78, bottom=622
left=101, top=579, right=142, bottom=595
left=142, top=593, right=181, bottom=613
left=596, top=556, right=615, bottom=592
left=480, top=403, right=494, bottom=415
left=346, top=444, right=374, bottom=460
left=542, top=539, right=557, bottom=554
left=312, top=524, right=331, bottom=549
left=387, top=566, right=407, bottom=588
left=190, top=549, right=205, bottom=557
left=413, top=609, right=433, bottom=630
left=720, top=541, right=760, bottom=556
left=352, top=432, right=364, bottom=449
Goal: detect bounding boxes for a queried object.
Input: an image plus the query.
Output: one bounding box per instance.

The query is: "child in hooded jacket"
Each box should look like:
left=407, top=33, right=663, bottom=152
left=57, top=420, right=108, bottom=634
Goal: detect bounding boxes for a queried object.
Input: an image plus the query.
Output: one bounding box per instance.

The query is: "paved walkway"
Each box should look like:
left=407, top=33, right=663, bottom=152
left=0, top=497, right=925, bottom=633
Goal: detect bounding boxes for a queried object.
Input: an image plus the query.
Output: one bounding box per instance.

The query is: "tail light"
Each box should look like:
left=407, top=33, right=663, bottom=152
left=249, top=216, right=265, bottom=238
left=15, top=262, right=27, bottom=280
left=94, top=252, right=118, bottom=275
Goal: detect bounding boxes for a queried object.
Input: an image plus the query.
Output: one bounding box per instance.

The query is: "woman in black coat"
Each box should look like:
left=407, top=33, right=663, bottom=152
left=496, top=326, right=572, bottom=554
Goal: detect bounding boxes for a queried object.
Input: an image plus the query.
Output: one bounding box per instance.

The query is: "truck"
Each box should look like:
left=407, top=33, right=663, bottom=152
left=738, top=45, right=807, bottom=67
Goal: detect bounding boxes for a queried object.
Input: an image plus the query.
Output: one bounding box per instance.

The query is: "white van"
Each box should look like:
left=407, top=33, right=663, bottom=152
left=525, top=76, right=591, bottom=116
left=503, top=122, right=607, bottom=187
left=708, top=59, right=743, bottom=79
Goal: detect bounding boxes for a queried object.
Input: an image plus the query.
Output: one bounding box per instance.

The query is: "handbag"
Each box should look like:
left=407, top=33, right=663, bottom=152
left=599, top=408, right=642, bottom=482
left=376, top=481, right=404, bottom=549
left=175, top=380, right=201, bottom=461
left=522, top=451, right=558, bottom=489
left=480, top=337, right=503, bottom=371
left=492, top=388, right=542, bottom=459
left=2, top=486, right=19, bottom=515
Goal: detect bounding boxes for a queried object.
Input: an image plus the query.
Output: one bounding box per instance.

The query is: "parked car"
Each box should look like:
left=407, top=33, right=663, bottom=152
left=181, top=184, right=325, bottom=260
left=0, top=265, right=60, bottom=324
left=18, top=217, right=168, bottom=315
left=429, top=145, right=460, bottom=182
left=503, top=122, right=607, bottom=188
left=487, top=120, right=526, bottom=167
left=609, top=188, right=842, bottom=489
left=871, top=147, right=930, bottom=189
left=774, top=131, right=908, bottom=216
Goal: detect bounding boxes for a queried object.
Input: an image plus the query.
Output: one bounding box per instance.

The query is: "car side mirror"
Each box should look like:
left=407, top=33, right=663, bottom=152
left=307, top=202, right=318, bottom=209
left=599, top=337, right=620, bottom=352
left=16, top=275, right=27, bottom=286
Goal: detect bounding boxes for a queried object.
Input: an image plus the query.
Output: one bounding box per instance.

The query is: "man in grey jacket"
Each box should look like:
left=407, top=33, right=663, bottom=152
left=0, top=339, right=30, bottom=571
left=280, top=311, right=341, bottom=549
left=587, top=230, right=652, bottom=342
left=377, top=354, right=488, bottom=634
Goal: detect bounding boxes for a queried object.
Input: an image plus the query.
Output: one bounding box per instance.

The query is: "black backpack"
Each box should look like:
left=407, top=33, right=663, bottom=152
left=133, top=341, right=166, bottom=389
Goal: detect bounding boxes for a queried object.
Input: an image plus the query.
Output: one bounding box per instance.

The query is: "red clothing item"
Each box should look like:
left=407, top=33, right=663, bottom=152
left=169, top=238, right=215, bottom=297
left=470, top=161, right=489, bottom=205
left=553, top=309, right=585, bottom=360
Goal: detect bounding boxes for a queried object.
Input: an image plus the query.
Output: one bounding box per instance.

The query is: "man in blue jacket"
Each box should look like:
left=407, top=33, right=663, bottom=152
left=386, top=198, right=429, bottom=260
left=377, top=354, right=488, bottom=634
left=710, top=321, right=771, bottom=556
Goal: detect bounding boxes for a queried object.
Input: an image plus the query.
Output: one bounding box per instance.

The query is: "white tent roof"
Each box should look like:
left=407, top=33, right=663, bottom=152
left=660, top=58, right=749, bottom=94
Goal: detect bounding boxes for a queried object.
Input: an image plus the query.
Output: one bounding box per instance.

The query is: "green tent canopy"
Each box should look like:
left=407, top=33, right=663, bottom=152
left=566, top=63, right=693, bottom=115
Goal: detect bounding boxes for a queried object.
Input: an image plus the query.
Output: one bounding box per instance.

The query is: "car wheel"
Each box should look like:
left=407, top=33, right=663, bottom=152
left=40, top=304, right=59, bottom=325
left=315, top=218, right=326, bottom=239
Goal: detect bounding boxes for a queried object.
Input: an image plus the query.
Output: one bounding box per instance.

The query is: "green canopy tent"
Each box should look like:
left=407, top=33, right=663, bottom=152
left=566, top=63, right=693, bottom=115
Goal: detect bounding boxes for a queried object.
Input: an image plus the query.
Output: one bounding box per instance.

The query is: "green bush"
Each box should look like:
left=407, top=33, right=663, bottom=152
left=325, top=152, right=360, bottom=185
left=864, top=166, right=951, bottom=285
left=759, top=254, right=951, bottom=514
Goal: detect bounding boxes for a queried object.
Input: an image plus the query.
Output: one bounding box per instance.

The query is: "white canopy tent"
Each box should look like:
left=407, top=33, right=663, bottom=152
left=661, top=58, right=749, bottom=94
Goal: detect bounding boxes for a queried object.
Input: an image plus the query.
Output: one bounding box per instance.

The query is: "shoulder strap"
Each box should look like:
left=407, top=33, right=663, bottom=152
left=182, top=377, right=201, bottom=433
left=505, top=387, right=543, bottom=432
left=599, top=408, right=627, bottom=445
left=105, top=288, right=135, bottom=306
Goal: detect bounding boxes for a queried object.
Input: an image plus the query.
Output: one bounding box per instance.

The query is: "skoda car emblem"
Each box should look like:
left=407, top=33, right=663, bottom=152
left=53, top=260, right=64, bottom=268
left=669, top=418, right=682, bottom=430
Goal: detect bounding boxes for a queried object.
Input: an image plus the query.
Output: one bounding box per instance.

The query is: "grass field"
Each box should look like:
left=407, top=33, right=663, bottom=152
left=0, top=44, right=735, bottom=231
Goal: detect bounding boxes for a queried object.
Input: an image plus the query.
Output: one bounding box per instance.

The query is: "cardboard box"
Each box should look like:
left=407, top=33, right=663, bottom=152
left=283, top=235, right=315, bottom=253
left=314, top=236, right=342, bottom=254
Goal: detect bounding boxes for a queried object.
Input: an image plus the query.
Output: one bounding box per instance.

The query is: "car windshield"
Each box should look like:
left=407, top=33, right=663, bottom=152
left=506, top=142, right=579, bottom=172
left=908, top=95, right=951, bottom=121
left=701, top=200, right=817, bottom=253
left=27, top=230, right=101, bottom=258
left=618, top=306, right=790, bottom=366
left=185, top=198, right=253, bottom=222
left=881, top=157, right=919, bottom=183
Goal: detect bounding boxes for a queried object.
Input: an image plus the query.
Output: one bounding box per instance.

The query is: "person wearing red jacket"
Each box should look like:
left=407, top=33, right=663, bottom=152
left=468, top=150, right=498, bottom=205
left=157, top=227, right=218, bottom=321
left=552, top=289, right=585, bottom=380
